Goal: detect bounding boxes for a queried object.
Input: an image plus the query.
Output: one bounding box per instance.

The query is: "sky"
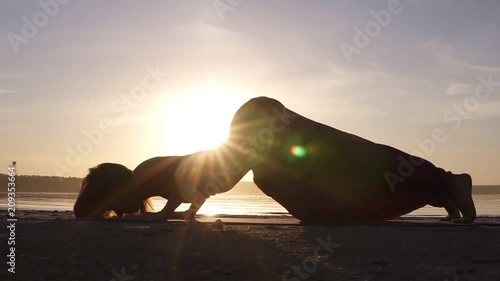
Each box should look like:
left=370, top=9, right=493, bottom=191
left=0, top=0, right=499, bottom=184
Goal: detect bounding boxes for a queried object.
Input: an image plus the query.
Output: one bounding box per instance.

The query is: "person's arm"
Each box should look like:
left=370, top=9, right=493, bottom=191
left=184, top=198, right=206, bottom=221
left=119, top=190, right=184, bottom=222
left=169, top=196, right=206, bottom=221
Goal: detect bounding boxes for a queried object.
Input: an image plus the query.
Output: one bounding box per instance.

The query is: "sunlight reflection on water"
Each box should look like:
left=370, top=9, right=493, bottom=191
left=1, top=193, right=499, bottom=217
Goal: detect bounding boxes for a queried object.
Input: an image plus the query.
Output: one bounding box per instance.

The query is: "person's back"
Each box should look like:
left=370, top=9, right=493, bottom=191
left=132, top=156, right=185, bottom=199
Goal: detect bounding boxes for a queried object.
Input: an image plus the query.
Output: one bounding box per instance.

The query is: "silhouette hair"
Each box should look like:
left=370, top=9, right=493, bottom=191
left=73, top=163, right=152, bottom=218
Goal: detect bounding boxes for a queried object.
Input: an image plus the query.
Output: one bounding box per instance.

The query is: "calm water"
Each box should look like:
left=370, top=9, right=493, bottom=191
left=1, top=192, right=500, bottom=217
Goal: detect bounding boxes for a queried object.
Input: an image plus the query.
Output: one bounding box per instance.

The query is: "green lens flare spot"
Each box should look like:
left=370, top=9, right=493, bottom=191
left=290, top=145, right=307, bottom=158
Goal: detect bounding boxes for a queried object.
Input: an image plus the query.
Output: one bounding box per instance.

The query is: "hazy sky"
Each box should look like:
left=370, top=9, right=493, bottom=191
left=1, top=1, right=499, bottom=184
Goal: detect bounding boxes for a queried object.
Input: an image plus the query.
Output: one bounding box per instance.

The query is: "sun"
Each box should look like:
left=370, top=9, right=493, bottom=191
left=162, top=88, right=245, bottom=155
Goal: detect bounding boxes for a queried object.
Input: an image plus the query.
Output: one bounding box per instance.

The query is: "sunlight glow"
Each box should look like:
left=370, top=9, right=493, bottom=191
left=198, top=204, right=220, bottom=216
left=163, top=87, right=245, bottom=155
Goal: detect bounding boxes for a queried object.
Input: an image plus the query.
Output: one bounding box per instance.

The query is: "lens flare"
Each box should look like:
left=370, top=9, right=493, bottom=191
left=290, top=145, right=307, bottom=158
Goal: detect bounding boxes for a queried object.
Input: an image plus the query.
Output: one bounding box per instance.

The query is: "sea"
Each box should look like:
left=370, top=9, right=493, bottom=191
left=1, top=191, right=500, bottom=217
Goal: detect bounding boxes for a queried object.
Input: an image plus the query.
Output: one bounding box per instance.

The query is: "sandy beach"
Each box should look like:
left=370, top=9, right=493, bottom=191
left=1, top=211, right=499, bottom=281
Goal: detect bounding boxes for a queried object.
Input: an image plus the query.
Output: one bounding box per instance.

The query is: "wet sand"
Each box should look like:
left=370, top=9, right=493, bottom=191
left=1, top=210, right=500, bottom=281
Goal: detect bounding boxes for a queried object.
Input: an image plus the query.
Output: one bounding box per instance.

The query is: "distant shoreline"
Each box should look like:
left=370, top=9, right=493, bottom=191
left=1, top=173, right=499, bottom=195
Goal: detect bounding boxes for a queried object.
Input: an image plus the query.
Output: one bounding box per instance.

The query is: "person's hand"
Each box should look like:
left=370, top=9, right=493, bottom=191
left=182, top=210, right=197, bottom=223
left=168, top=211, right=197, bottom=222
left=118, top=212, right=166, bottom=222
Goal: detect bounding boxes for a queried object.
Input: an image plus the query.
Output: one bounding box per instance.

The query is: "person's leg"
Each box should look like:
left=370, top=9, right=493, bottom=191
left=383, top=146, right=476, bottom=223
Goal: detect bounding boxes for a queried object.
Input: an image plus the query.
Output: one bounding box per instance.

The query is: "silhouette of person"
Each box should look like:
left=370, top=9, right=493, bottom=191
left=226, top=97, right=475, bottom=223
left=74, top=97, right=476, bottom=223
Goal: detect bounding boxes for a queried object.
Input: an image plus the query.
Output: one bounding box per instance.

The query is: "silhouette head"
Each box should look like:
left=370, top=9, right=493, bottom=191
left=73, top=163, right=151, bottom=219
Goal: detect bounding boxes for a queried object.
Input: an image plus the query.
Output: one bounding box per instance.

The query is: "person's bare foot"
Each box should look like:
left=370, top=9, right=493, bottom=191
left=449, top=173, right=476, bottom=224
left=440, top=199, right=461, bottom=222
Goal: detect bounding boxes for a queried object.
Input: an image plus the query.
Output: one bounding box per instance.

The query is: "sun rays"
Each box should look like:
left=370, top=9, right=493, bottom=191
left=162, top=87, right=245, bottom=155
